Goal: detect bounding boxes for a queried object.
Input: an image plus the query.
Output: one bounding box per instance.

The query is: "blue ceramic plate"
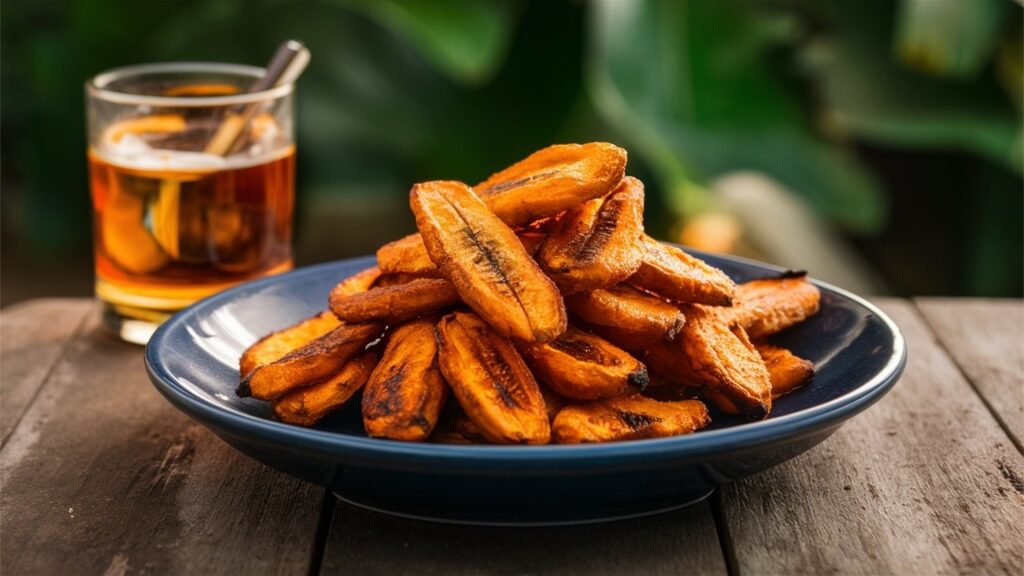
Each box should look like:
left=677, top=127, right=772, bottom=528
left=146, top=250, right=906, bottom=525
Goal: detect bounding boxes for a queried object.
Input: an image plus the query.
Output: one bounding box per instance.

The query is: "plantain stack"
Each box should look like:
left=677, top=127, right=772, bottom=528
left=238, top=142, right=822, bottom=444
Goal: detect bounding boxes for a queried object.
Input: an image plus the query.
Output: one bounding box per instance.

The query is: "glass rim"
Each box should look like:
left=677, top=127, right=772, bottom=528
left=87, top=62, right=293, bottom=107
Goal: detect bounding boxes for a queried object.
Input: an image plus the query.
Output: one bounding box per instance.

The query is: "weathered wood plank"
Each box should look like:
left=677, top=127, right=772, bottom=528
left=320, top=500, right=726, bottom=576
left=0, top=299, right=93, bottom=445
left=722, top=298, right=1024, bottom=575
left=916, top=298, right=1024, bottom=450
left=1, top=308, right=326, bottom=575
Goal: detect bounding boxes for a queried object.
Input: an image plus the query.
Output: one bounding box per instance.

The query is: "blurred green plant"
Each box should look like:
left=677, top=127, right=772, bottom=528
left=1, top=0, right=1020, bottom=296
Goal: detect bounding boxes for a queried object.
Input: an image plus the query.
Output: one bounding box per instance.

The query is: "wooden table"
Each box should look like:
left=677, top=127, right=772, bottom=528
left=2, top=298, right=1022, bottom=575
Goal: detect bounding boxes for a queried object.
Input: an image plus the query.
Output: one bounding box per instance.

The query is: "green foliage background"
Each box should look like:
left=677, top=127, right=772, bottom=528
left=2, top=0, right=1021, bottom=299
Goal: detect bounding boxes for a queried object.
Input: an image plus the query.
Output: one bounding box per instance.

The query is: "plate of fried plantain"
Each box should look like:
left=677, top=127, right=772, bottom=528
left=146, top=143, right=906, bottom=525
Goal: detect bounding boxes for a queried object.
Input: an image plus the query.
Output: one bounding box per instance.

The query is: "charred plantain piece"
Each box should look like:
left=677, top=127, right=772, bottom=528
left=362, top=320, right=449, bottom=441
left=565, top=284, right=686, bottom=345
left=412, top=180, right=566, bottom=342
left=678, top=306, right=772, bottom=418
left=328, top=267, right=383, bottom=304
left=757, top=343, right=814, bottom=399
left=517, top=326, right=648, bottom=400
left=240, top=311, right=341, bottom=378
left=435, top=312, right=551, bottom=444
left=238, top=322, right=384, bottom=400
left=474, top=142, right=627, bottom=228
left=725, top=272, right=821, bottom=338
left=272, top=352, right=378, bottom=426
left=376, top=233, right=440, bottom=277
left=537, top=176, right=645, bottom=294
left=629, top=236, right=735, bottom=306
left=330, top=277, right=461, bottom=324
left=552, top=396, right=710, bottom=443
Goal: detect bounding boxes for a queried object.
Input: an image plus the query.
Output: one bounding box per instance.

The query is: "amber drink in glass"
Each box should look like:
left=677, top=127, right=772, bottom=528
left=87, top=63, right=295, bottom=343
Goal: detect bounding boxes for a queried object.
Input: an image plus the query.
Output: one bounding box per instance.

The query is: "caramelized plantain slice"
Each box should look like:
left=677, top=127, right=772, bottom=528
left=629, top=236, right=735, bottom=305
left=328, top=267, right=383, bottom=307
left=435, top=312, right=551, bottom=444
left=362, top=320, right=449, bottom=441
left=565, top=284, right=686, bottom=345
left=757, top=343, right=814, bottom=399
left=537, top=176, right=645, bottom=294
left=412, top=180, right=566, bottom=342
left=430, top=404, right=488, bottom=444
left=517, top=326, right=648, bottom=400
left=240, top=311, right=341, bottom=378
left=678, top=306, right=772, bottom=418
left=376, top=233, right=440, bottom=277
left=552, top=396, right=710, bottom=443
left=238, top=322, right=384, bottom=400
left=725, top=272, right=821, bottom=338
left=271, top=352, right=378, bottom=426
left=330, top=278, right=461, bottom=324
left=474, top=142, right=627, bottom=227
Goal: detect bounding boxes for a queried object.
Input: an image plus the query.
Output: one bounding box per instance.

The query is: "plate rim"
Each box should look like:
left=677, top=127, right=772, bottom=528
left=145, top=250, right=907, bottom=471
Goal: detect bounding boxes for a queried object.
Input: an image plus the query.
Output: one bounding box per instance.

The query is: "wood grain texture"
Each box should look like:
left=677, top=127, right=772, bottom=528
left=321, top=501, right=727, bottom=576
left=0, top=308, right=326, bottom=576
left=916, top=298, right=1024, bottom=449
left=0, top=299, right=92, bottom=445
left=721, top=299, right=1024, bottom=575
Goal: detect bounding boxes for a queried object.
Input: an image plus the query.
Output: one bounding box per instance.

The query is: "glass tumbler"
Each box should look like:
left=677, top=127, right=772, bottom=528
left=86, top=63, right=295, bottom=344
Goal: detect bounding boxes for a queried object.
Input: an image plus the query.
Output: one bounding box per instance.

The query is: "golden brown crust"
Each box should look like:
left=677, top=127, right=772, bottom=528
left=411, top=180, right=566, bottom=342
left=238, top=322, right=384, bottom=401
left=328, top=267, right=382, bottom=306
left=517, top=326, right=648, bottom=400
left=724, top=274, right=821, bottom=338
left=271, top=352, right=378, bottom=426
left=679, top=306, right=772, bottom=418
left=239, top=311, right=341, bottom=378
left=537, top=176, right=645, bottom=294
left=629, top=236, right=735, bottom=306
left=552, top=396, right=709, bottom=443
left=474, top=142, right=627, bottom=227
left=435, top=312, right=550, bottom=444
left=330, top=278, right=461, bottom=324
left=375, top=233, right=441, bottom=277
left=757, top=343, right=814, bottom=399
left=565, top=284, right=686, bottom=345
left=362, top=320, right=448, bottom=441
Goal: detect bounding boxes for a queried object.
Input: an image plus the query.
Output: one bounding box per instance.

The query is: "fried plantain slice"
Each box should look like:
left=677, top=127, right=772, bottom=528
left=517, top=326, right=648, bottom=400
left=330, top=278, right=461, bottom=324
left=474, top=142, right=627, bottom=227
left=757, top=343, right=814, bottom=399
left=725, top=272, right=821, bottom=338
left=565, top=284, right=686, bottom=345
left=678, top=306, right=772, bottom=418
left=435, top=312, right=551, bottom=444
left=271, top=352, right=378, bottom=426
left=328, top=267, right=383, bottom=307
left=376, top=233, right=440, bottom=277
left=629, top=236, right=735, bottom=306
left=240, top=311, right=341, bottom=378
left=430, top=404, right=488, bottom=444
left=537, top=176, right=645, bottom=294
left=238, top=322, right=384, bottom=400
left=362, top=319, right=449, bottom=441
left=552, top=396, right=710, bottom=443
left=412, top=180, right=566, bottom=342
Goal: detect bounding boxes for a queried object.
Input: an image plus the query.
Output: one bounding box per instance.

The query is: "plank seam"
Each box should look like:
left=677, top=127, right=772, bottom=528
left=710, top=489, right=740, bottom=576
left=1, top=304, right=94, bottom=448
left=913, top=299, right=1024, bottom=455
left=307, top=488, right=336, bottom=576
